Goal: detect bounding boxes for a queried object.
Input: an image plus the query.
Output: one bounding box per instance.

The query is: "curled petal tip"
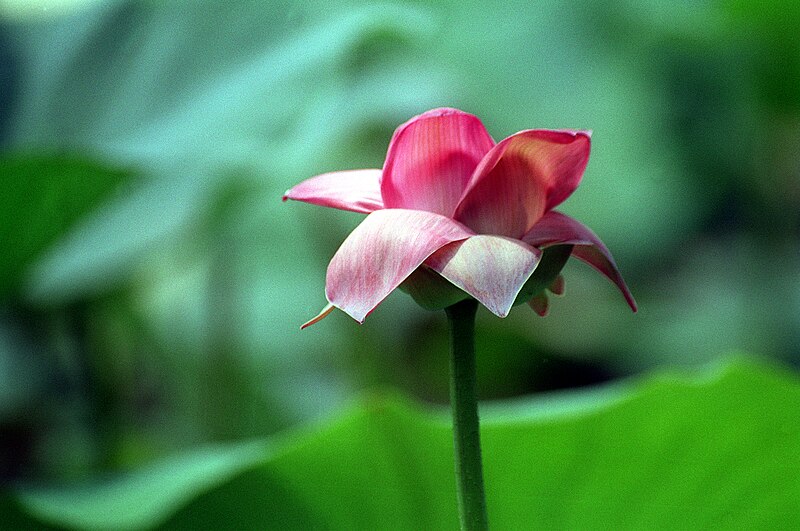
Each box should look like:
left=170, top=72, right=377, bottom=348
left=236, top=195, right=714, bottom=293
left=524, top=212, right=637, bottom=313
left=300, top=302, right=336, bottom=329
left=283, top=170, right=383, bottom=214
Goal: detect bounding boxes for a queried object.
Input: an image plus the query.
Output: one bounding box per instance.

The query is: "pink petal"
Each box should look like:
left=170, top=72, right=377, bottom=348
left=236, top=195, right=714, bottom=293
left=283, top=169, right=383, bottom=214
left=522, top=211, right=637, bottom=312
left=326, top=209, right=474, bottom=323
left=380, top=108, right=495, bottom=217
left=529, top=292, right=549, bottom=317
left=548, top=274, right=566, bottom=296
left=454, top=129, right=591, bottom=238
left=425, top=235, right=542, bottom=318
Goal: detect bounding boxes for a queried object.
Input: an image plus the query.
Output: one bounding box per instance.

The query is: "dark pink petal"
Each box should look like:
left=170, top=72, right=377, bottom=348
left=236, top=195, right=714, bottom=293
left=381, top=108, right=495, bottom=217
left=522, top=211, right=637, bottom=312
left=326, top=209, right=474, bottom=323
left=425, top=235, right=541, bottom=318
left=454, top=129, right=591, bottom=238
left=283, top=169, right=383, bottom=214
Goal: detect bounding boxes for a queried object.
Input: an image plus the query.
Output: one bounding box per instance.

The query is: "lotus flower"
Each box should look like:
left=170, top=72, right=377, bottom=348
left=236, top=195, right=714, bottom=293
left=284, top=108, right=636, bottom=327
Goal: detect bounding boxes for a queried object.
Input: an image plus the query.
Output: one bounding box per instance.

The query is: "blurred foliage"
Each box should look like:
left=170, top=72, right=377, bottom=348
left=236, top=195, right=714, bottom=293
left=6, top=360, right=800, bottom=529
left=0, top=155, right=130, bottom=298
left=0, top=0, right=798, bottom=526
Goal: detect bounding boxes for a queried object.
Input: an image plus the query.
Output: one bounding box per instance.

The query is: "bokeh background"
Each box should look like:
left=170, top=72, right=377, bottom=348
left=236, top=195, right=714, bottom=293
left=1, top=0, right=798, bottom=485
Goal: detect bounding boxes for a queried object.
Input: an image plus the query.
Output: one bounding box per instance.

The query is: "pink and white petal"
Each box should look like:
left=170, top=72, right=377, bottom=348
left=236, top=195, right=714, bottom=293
left=522, top=211, right=637, bottom=312
left=381, top=108, right=495, bottom=217
left=326, top=208, right=474, bottom=323
left=283, top=169, right=383, bottom=214
left=454, top=129, right=591, bottom=238
left=425, top=235, right=542, bottom=318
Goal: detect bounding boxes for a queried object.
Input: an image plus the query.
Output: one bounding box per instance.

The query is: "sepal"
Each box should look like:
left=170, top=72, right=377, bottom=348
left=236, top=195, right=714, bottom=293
left=398, top=265, right=470, bottom=311
left=512, top=245, right=573, bottom=306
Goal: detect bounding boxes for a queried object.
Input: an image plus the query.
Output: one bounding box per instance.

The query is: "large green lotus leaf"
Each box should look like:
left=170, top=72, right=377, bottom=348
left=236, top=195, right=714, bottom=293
left=7, top=441, right=271, bottom=530
left=8, top=359, right=799, bottom=529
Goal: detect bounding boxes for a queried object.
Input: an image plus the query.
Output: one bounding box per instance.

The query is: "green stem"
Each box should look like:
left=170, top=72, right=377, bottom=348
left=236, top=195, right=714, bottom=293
left=445, top=298, right=488, bottom=530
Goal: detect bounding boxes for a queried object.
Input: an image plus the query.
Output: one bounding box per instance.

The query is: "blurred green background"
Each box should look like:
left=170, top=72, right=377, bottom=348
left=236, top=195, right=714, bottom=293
left=0, top=0, right=798, bottom=495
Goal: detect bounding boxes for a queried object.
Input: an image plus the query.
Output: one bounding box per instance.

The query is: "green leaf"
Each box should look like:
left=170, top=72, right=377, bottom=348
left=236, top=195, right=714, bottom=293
left=8, top=359, right=799, bottom=529
left=0, top=154, right=130, bottom=299
left=10, top=441, right=270, bottom=530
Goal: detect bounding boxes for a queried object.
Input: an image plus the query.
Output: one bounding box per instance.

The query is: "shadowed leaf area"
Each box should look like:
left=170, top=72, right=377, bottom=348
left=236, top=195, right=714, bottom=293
left=6, top=360, right=798, bottom=530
